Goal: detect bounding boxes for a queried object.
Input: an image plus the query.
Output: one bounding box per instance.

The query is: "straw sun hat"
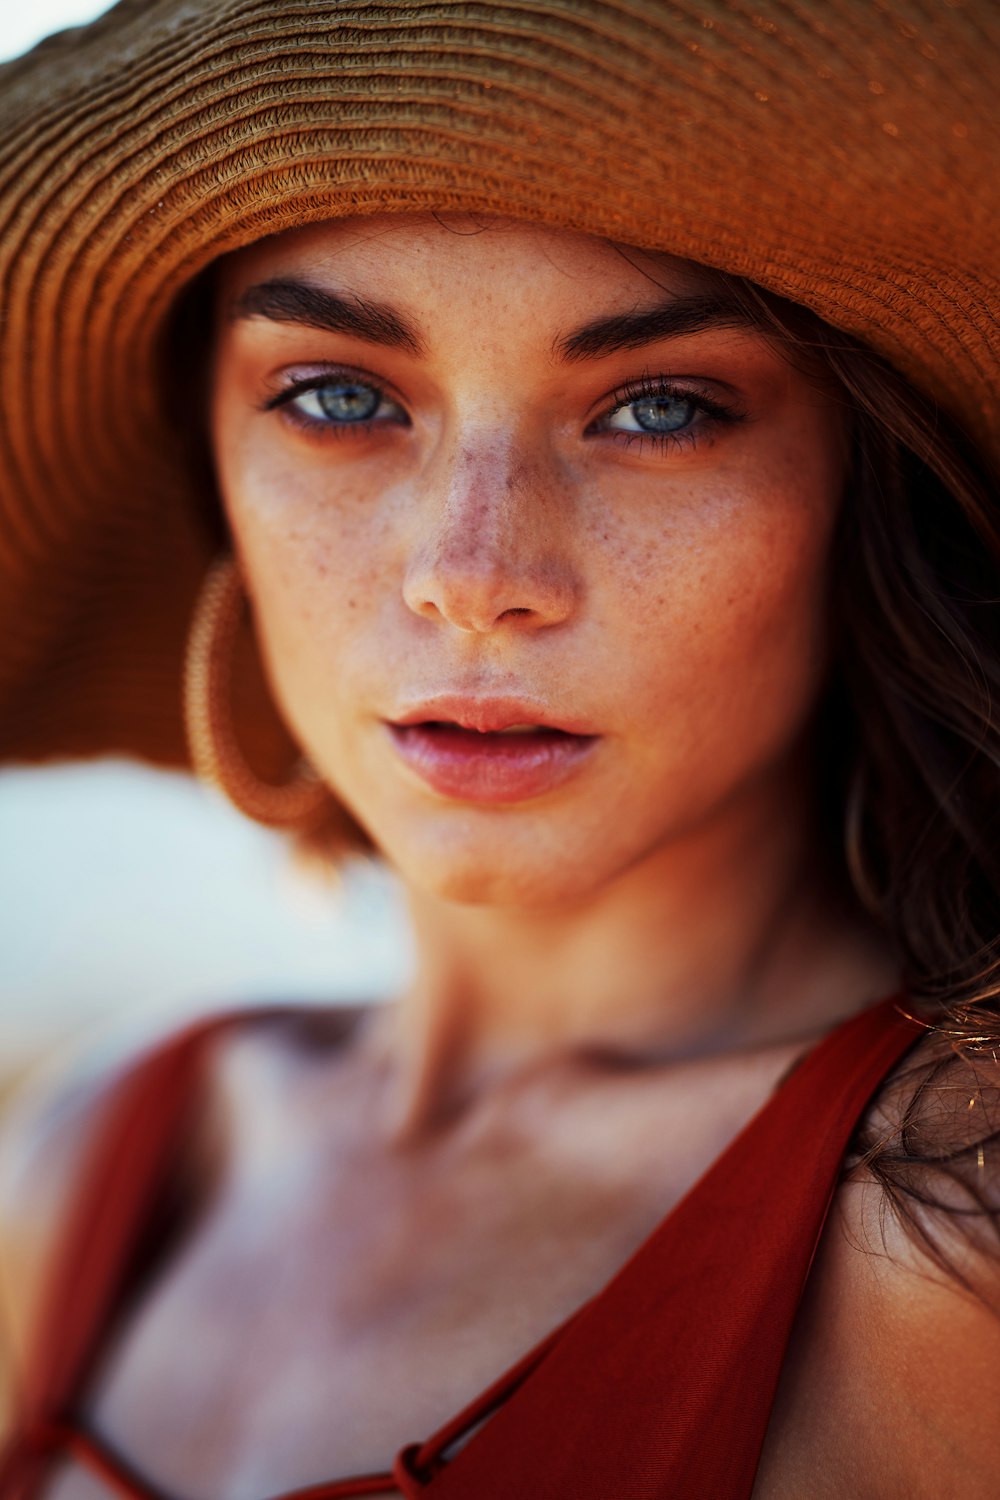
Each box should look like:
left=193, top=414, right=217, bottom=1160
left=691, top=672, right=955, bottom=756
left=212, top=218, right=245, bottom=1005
left=0, top=0, right=996, bottom=798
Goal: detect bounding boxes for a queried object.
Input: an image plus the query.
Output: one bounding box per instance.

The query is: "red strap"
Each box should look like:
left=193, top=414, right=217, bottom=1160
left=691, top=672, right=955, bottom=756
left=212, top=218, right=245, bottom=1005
left=11, top=1009, right=250, bottom=1425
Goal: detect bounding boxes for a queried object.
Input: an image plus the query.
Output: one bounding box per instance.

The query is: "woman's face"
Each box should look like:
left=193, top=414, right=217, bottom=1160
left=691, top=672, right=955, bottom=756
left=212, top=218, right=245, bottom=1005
left=211, top=214, right=848, bottom=906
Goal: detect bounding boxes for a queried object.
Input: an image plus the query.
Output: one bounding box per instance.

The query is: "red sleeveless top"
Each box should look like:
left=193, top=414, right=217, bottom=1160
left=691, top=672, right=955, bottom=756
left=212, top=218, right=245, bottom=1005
left=0, top=995, right=924, bottom=1500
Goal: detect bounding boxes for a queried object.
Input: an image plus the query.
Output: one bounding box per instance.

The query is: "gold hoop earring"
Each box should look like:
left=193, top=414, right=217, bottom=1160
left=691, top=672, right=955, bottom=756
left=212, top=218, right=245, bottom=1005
left=183, top=554, right=333, bottom=831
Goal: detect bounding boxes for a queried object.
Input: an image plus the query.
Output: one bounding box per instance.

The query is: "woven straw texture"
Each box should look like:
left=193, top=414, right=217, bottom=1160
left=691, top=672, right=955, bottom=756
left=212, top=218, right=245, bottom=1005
left=0, top=0, right=996, bottom=771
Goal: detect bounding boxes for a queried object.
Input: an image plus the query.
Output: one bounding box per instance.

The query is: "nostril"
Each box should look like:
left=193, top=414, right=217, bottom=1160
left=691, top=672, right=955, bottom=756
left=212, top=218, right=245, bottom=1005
left=401, top=530, right=577, bottom=633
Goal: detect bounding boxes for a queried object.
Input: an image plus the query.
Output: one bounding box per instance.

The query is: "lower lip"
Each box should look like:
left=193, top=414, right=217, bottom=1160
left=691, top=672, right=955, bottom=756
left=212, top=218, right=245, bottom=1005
left=386, top=724, right=599, bottom=804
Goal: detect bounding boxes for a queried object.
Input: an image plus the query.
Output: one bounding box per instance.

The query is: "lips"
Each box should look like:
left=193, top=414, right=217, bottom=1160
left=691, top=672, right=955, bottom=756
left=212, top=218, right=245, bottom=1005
left=391, top=695, right=594, bottom=737
left=384, top=702, right=599, bottom=804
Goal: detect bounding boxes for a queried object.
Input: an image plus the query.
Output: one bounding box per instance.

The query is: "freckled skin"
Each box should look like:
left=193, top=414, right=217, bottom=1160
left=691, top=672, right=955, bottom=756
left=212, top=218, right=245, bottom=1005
left=211, top=213, right=848, bottom=908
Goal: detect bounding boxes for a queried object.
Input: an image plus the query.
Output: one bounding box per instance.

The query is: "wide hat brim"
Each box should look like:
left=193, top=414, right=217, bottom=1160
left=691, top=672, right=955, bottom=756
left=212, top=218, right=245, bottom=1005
left=1, top=0, right=997, bottom=774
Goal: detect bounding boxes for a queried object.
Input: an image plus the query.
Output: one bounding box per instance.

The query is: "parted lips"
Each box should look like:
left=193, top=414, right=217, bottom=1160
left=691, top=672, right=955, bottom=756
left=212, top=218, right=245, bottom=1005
left=0, top=0, right=997, bottom=772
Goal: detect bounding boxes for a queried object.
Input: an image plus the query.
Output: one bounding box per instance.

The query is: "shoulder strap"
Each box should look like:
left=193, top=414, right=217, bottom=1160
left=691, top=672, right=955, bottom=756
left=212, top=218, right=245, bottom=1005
left=418, top=995, right=925, bottom=1500
left=9, top=1009, right=246, bottom=1427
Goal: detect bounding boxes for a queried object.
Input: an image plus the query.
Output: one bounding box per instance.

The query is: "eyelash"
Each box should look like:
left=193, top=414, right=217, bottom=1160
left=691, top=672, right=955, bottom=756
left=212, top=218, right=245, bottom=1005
left=265, top=369, right=410, bottom=438
left=263, top=368, right=748, bottom=455
left=590, top=375, right=746, bottom=450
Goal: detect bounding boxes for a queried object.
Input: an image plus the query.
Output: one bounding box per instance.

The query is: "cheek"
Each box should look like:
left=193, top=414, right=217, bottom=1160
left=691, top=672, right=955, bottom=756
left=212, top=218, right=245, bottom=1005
left=597, top=457, right=841, bottom=764
left=212, top=420, right=392, bottom=737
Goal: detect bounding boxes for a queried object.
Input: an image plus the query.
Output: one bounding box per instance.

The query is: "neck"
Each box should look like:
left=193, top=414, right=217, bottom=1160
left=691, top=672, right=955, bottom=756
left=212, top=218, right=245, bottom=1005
left=365, top=761, right=897, bottom=1137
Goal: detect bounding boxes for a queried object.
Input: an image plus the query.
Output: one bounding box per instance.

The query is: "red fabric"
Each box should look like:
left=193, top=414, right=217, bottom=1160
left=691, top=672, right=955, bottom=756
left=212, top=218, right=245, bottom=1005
left=0, top=995, right=925, bottom=1500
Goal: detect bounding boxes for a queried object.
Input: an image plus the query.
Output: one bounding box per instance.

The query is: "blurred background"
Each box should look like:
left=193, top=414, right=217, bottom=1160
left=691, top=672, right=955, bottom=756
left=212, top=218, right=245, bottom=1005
left=0, top=2, right=412, bottom=1108
left=0, top=0, right=115, bottom=68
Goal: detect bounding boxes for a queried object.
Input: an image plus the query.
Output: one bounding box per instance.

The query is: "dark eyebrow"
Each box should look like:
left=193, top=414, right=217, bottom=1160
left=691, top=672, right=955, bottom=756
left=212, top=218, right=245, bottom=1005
left=232, top=279, right=427, bottom=357
left=553, top=293, right=757, bottom=363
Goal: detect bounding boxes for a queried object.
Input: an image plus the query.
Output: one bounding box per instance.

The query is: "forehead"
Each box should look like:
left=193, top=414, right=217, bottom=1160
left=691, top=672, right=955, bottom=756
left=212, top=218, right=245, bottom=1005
left=217, top=211, right=720, bottom=313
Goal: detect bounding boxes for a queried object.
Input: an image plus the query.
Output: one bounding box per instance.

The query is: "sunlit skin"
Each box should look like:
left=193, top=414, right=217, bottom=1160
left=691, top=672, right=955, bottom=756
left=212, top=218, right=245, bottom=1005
left=9, top=214, right=1000, bottom=1500
left=210, top=211, right=893, bottom=1123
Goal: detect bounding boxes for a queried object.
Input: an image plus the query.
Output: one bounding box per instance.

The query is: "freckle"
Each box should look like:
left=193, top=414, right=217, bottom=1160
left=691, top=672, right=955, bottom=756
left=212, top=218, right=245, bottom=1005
left=347, top=598, right=357, bottom=609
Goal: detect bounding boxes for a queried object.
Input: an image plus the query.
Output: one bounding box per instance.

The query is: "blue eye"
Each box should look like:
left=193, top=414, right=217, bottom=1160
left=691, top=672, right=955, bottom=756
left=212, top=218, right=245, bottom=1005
left=308, top=380, right=381, bottom=423
left=594, top=377, right=746, bottom=454
left=608, top=393, right=697, bottom=435
left=266, top=372, right=406, bottom=435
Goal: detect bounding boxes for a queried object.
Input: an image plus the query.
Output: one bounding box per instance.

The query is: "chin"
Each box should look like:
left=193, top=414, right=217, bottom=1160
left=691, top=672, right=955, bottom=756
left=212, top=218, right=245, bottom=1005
left=407, top=860, right=599, bottom=909
left=390, top=837, right=560, bottom=907
left=345, top=768, right=684, bottom=909
left=374, top=812, right=637, bottom=910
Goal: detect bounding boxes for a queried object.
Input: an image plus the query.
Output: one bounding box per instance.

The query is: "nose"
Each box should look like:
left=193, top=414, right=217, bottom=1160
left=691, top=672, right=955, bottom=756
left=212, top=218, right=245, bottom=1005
left=402, top=438, right=579, bottom=634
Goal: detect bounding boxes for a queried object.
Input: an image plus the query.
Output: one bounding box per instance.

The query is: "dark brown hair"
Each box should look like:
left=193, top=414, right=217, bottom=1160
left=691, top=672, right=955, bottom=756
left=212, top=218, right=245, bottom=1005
left=694, top=267, right=1000, bottom=1286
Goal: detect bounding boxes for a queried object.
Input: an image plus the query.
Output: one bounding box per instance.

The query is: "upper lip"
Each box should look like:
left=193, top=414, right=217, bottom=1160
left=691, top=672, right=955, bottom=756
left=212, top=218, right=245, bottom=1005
left=388, top=694, right=597, bottom=736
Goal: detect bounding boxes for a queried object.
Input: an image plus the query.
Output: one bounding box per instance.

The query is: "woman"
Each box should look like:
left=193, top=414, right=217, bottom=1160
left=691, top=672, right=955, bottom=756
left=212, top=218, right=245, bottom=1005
left=0, top=1, right=998, bottom=1496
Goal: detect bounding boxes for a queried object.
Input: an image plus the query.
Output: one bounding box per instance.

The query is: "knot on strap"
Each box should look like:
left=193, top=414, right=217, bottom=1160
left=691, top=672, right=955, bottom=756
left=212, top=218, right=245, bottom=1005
left=392, top=1442, right=447, bottom=1496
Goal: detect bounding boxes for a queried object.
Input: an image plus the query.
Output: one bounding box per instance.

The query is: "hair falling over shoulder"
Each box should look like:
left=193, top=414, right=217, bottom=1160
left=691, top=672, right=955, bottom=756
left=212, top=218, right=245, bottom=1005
left=708, top=274, right=1000, bottom=1283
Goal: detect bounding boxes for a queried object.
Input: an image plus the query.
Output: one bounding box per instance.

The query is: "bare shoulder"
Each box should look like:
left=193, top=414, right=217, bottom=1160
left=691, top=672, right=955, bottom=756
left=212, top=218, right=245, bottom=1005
left=0, top=1002, right=372, bottom=1371
left=756, top=1029, right=1000, bottom=1498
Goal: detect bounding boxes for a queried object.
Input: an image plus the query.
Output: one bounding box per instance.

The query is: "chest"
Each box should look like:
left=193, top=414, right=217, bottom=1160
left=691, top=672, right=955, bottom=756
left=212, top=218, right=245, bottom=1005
left=50, top=1124, right=701, bottom=1496
left=38, top=1035, right=872, bottom=1500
